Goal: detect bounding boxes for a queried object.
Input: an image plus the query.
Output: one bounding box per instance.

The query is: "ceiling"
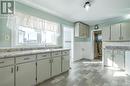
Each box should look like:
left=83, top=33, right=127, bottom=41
left=18, top=0, right=130, bottom=25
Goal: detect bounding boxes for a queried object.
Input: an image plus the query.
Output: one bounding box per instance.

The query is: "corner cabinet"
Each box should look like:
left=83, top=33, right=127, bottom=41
left=74, top=22, right=89, bottom=38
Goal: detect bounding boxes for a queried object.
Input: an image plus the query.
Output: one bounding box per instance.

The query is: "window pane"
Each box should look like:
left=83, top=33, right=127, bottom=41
left=18, top=26, right=38, bottom=44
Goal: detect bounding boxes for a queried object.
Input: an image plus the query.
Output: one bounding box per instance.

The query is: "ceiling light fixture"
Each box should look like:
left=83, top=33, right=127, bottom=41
left=84, top=1, right=91, bottom=11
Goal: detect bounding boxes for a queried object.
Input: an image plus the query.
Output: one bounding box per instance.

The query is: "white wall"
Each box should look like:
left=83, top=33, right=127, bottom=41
left=74, top=42, right=93, bottom=61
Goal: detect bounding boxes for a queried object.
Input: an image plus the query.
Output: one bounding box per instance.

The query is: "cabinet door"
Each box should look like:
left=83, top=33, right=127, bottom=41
left=121, top=22, right=130, bottom=41
left=51, top=57, right=61, bottom=77
left=16, top=62, right=36, bottom=86
left=37, top=59, right=51, bottom=83
left=104, top=50, right=113, bottom=67
left=102, top=26, right=111, bottom=41
left=125, top=51, right=130, bottom=75
left=113, top=50, right=125, bottom=69
left=111, top=24, right=121, bottom=41
left=0, top=66, right=14, bottom=86
left=62, top=55, right=70, bottom=72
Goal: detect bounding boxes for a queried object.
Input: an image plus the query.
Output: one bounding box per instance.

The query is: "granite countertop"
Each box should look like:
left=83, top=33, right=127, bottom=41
left=0, top=48, right=70, bottom=58
left=105, top=46, right=130, bottom=50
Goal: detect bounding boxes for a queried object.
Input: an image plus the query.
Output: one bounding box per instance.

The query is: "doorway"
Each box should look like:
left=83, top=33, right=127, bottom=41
left=63, top=26, right=74, bottom=65
left=93, top=30, right=102, bottom=61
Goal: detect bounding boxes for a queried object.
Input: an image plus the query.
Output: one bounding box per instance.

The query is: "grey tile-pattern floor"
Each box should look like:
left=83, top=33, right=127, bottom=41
left=38, top=60, right=130, bottom=86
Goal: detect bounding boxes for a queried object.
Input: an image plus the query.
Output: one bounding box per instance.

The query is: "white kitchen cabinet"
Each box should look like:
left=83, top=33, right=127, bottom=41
left=113, top=50, right=125, bottom=69
left=62, top=55, right=70, bottom=72
left=37, top=59, right=51, bottom=83
left=0, top=66, right=14, bottom=86
left=75, top=22, right=89, bottom=38
left=51, top=57, right=61, bottom=77
left=111, top=24, right=121, bottom=41
left=104, top=49, right=113, bottom=67
left=125, top=51, right=130, bottom=75
left=102, top=26, right=111, bottom=41
left=16, top=62, right=36, bottom=86
left=121, top=22, right=130, bottom=41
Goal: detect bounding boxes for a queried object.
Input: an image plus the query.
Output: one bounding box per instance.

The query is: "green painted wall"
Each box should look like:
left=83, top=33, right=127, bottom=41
left=0, top=1, right=74, bottom=48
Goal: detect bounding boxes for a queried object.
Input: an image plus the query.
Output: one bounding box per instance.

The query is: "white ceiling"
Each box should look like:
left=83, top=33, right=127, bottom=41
left=18, top=0, right=130, bottom=25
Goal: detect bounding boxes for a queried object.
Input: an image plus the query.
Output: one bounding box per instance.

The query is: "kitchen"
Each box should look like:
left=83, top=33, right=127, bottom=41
left=0, top=0, right=130, bottom=86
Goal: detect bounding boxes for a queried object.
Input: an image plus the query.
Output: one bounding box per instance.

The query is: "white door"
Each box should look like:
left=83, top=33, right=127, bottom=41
left=102, top=26, right=111, bottom=41
left=37, top=59, right=51, bottom=83
left=16, top=62, right=36, bottom=86
left=111, top=24, right=121, bottom=41
left=62, top=55, right=70, bottom=72
left=51, top=57, right=61, bottom=77
left=104, top=49, right=113, bottom=67
left=121, top=22, right=130, bottom=41
left=113, top=50, right=125, bottom=69
left=63, top=26, right=74, bottom=63
left=0, top=66, right=14, bottom=86
left=125, top=51, right=130, bottom=75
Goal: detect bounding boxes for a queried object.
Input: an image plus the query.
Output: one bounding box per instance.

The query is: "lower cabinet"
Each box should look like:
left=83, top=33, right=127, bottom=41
left=37, top=59, right=51, bottom=83
left=104, top=49, right=113, bottom=67
left=113, top=50, right=125, bottom=69
left=16, top=62, right=36, bottom=86
left=62, top=55, right=70, bottom=72
left=51, top=57, right=61, bottom=77
left=125, top=51, right=130, bottom=75
left=0, top=66, right=14, bottom=86
left=104, top=49, right=125, bottom=69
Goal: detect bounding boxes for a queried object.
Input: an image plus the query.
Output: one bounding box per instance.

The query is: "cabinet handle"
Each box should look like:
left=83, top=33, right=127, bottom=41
left=52, top=59, right=53, bottom=63
left=55, top=53, right=58, bottom=55
left=24, top=58, right=30, bottom=60
left=11, top=67, right=13, bottom=73
left=17, top=66, right=19, bottom=72
left=42, top=55, right=47, bottom=57
left=0, top=61, right=4, bottom=64
left=49, top=60, right=51, bottom=63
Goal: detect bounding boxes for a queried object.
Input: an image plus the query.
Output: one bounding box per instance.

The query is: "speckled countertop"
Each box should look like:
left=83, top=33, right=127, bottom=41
left=105, top=46, right=130, bottom=50
left=0, top=48, right=70, bottom=58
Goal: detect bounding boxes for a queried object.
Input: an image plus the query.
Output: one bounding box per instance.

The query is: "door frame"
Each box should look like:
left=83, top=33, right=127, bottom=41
left=91, top=29, right=103, bottom=62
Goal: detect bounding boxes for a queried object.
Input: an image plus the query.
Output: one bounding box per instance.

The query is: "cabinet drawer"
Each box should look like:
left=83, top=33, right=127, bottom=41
left=114, top=50, right=124, bottom=55
left=16, top=55, right=36, bottom=64
left=37, top=53, right=51, bottom=60
left=52, top=51, right=61, bottom=57
left=0, top=58, right=14, bottom=67
left=62, top=51, right=70, bottom=55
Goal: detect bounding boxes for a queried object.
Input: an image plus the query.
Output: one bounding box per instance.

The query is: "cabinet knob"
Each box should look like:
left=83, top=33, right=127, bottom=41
left=0, top=61, right=4, bottom=64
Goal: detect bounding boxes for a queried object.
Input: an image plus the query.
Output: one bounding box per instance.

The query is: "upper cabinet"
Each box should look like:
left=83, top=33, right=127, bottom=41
left=74, top=22, right=89, bottom=38
left=121, top=22, right=130, bottom=41
left=111, top=23, right=121, bottom=41
left=102, top=26, right=111, bottom=41
left=102, top=22, right=130, bottom=42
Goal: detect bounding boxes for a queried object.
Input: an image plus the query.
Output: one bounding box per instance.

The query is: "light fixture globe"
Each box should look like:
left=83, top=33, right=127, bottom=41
left=84, top=1, right=91, bottom=11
